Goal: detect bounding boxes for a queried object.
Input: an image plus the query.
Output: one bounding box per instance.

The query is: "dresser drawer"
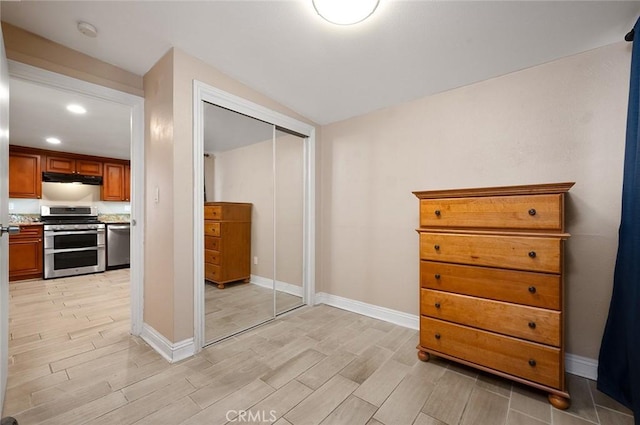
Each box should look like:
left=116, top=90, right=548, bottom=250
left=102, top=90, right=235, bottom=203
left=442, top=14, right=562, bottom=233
left=420, top=261, right=561, bottom=310
left=420, top=317, right=561, bottom=389
left=420, top=232, right=562, bottom=273
left=205, top=263, right=221, bottom=282
left=204, top=236, right=220, bottom=252
left=204, top=222, right=221, bottom=237
left=419, top=194, right=563, bottom=231
left=205, top=249, right=220, bottom=265
left=421, top=289, right=560, bottom=346
left=204, top=206, right=222, bottom=221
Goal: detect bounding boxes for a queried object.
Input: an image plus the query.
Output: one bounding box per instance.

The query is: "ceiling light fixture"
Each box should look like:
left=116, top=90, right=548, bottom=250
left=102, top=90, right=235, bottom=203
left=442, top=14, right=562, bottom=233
left=66, top=104, right=87, bottom=114
left=77, top=21, right=98, bottom=38
left=312, top=0, right=379, bottom=25
left=46, top=137, right=61, bottom=145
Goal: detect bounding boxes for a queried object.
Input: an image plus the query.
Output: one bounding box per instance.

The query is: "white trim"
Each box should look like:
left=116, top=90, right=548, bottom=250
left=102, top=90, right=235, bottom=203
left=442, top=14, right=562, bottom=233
left=250, top=275, right=304, bottom=298
left=315, top=292, right=420, bottom=330
left=140, top=324, right=195, bottom=363
left=565, top=353, right=598, bottom=381
left=315, top=291, right=599, bottom=381
left=8, top=60, right=145, bottom=337
left=193, top=80, right=316, bottom=351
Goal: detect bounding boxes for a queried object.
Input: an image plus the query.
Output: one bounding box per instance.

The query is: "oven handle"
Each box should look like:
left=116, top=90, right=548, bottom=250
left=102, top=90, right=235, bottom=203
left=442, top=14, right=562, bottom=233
left=45, top=230, right=103, bottom=236
left=45, top=246, right=103, bottom=254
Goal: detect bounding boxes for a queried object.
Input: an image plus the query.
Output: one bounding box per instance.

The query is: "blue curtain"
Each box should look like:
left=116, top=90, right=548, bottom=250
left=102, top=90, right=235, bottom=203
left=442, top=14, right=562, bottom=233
left=597, top=17, right=640, bottom=424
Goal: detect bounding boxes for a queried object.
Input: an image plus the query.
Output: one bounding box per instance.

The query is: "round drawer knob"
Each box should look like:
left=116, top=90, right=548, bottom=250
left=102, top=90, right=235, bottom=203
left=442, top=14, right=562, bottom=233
left=435, top=333, right=441, bottom=340
left=528, top=321, right=536, bottom=329
left=528, top=251, right=537, bottom=258
left=435, top=302, right=441, bottom=309
left=528, top=208, right=537, bottom=216
left=528, top=286, right=537, bottom=294
left=528, top=359, right=537, bottom=367
left=435, top=273, right=441, bottom=280
left=434, top=210, right=441, bottom=216
left=434, top=245, right=440, bottom=251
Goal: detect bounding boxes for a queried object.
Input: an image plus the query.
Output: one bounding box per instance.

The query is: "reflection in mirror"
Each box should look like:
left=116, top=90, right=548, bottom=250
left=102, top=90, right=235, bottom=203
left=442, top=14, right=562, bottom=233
left=203, top=102, right=275, bottom=344
left=275, top=130, right=305, bottom=314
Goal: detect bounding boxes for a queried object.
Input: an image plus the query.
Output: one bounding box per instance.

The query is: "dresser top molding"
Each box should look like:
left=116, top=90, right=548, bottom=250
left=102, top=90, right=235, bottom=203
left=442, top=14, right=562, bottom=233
left=413, top=182, right=575, bottom=200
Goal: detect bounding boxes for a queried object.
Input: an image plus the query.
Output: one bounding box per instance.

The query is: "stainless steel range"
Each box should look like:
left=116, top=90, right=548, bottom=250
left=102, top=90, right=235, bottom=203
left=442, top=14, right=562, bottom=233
left=41, top=206, right=105, bottom=279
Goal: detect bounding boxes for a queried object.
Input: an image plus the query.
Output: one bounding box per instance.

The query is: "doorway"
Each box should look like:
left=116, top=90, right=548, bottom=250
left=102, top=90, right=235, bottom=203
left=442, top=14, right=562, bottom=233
left=6, top=61, right=144, bottom=335
left=193, top=81, right=316, bottom=349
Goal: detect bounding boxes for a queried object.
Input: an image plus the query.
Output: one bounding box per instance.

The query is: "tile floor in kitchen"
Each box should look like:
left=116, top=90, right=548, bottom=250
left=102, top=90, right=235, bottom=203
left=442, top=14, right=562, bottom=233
left=2, top=270, right=634, bottom=425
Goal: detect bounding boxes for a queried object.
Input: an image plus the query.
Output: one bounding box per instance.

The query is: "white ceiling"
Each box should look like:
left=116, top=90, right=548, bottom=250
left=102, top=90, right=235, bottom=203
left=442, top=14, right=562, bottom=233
left=2, top=1, right=639, bottom=129
left=9, top=78, right=132, bottom=159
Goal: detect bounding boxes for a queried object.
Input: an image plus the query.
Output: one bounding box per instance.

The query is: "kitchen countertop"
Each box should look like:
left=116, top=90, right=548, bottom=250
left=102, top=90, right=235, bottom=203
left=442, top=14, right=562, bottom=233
left=9, top=214, right=41, bottom=225
left=99, top=214, right=130, bottom=223
left=9, top=213, right=130, bottom=225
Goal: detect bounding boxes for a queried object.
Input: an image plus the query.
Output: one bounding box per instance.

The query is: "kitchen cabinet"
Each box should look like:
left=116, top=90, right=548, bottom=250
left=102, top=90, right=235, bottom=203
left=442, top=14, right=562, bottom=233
left=9, top=150, right=42, bottom=199
left=102, top=162, right=130, bottom=201
left=124, top=164, right=131, bottom=202
left=45, top=155, right=103, bottom=176
left=9, top=225, right=44, bottom=282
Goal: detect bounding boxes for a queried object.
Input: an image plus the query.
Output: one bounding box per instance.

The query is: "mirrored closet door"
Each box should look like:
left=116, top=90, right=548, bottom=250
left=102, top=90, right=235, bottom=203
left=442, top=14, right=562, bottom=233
left=275, top=129, right=305, bottom=315
left=203, top=102, right=276, bottom=344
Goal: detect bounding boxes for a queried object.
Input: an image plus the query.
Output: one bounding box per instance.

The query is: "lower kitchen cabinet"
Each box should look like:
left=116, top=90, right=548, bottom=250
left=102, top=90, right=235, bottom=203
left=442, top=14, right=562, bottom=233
left=9, top=225, right=44, bottom=282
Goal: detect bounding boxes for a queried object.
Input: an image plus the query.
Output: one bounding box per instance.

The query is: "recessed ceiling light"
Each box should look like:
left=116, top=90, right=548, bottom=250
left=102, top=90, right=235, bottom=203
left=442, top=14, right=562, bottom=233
left=67, top=104, right=87, bottom=114
left=46, top=137, right=61, bottom=144
left=312, top=0, right=379, bottom=25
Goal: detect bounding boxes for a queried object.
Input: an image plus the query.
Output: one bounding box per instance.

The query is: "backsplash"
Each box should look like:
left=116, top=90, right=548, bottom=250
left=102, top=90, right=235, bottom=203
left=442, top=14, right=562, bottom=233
left=9, top=182, right=130, bottom=216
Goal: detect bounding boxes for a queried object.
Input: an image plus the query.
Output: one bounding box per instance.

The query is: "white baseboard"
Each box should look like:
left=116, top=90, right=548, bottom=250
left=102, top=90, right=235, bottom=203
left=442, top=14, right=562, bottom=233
left=140, top=323, right=195, bottom=363
left=314, top=291, right=598, bottom=380
left=314, top=292, right=419, bottom=330
left=565, top=353, right=598, bottom=381
left=251, top=275, right=304, bottom=298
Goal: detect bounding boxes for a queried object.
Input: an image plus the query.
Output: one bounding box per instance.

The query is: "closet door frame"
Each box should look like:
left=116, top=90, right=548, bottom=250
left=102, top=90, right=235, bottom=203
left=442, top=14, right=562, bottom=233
left=192, top=80, right=316, bottom=351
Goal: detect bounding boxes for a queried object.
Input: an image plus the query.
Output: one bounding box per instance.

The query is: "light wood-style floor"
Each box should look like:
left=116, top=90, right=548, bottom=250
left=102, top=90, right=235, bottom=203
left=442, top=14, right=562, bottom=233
left=3, top=270, right=635, bottom=425
left=205, top=281, right=303, bottom=343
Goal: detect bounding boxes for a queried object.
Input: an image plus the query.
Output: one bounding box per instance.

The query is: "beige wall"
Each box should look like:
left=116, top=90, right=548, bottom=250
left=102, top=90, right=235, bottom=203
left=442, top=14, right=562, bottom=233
left=319, top=42, right=631, bottom=359
left=144, top=47, right=316, bottom=343
left=143, top=49, right=175, bottom=341
left=1, top=22, right=143, bottom=97
left=213, top=139, right=275, bottom=279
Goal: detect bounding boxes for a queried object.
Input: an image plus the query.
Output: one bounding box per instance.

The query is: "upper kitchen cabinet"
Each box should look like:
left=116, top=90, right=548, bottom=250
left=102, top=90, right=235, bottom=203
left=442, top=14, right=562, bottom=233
left=9, top=147, right=42, bottom=199
left=45, top=154, right=103, bottom=176
left=102, top=161, right=130, bottom=201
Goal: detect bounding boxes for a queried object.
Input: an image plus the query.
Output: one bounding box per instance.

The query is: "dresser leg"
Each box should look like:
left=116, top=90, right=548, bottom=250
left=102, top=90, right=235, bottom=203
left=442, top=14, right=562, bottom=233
left=217, top=283, right=225, bottom=289
left=417, top=350, right=430, bottom=362
left=548, top=394, right=570, bottom=410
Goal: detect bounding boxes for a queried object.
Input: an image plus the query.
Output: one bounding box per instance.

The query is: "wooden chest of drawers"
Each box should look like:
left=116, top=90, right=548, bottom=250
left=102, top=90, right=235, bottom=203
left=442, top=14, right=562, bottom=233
left=204, top=202, right=252, bottom=289
left=414, top=183, right=574, bottom=409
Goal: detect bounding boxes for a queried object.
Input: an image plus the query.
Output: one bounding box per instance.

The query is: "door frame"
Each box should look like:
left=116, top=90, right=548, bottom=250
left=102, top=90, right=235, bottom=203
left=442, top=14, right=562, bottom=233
left=8, top=61, right=145, bottom=335
left=192, top=80, right=316, bottom=351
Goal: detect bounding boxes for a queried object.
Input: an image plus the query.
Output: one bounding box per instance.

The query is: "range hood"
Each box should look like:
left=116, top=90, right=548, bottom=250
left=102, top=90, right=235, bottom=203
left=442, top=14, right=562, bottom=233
left=42, top=171, right=103, bottom=186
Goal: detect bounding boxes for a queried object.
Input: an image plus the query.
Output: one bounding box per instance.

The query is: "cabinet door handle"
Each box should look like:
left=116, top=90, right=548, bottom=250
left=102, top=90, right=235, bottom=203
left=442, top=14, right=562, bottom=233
left=528, top=251, right=536, bottom=258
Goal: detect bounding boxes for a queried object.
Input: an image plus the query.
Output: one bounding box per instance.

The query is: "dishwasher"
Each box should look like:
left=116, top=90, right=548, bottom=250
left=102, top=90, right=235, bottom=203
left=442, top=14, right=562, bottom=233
left=106, top=223, right=130, bottom=269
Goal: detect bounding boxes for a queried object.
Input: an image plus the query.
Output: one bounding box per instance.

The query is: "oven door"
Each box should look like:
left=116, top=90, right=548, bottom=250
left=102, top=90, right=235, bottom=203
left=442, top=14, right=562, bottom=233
left=44, top=229, right=106, bottom=279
